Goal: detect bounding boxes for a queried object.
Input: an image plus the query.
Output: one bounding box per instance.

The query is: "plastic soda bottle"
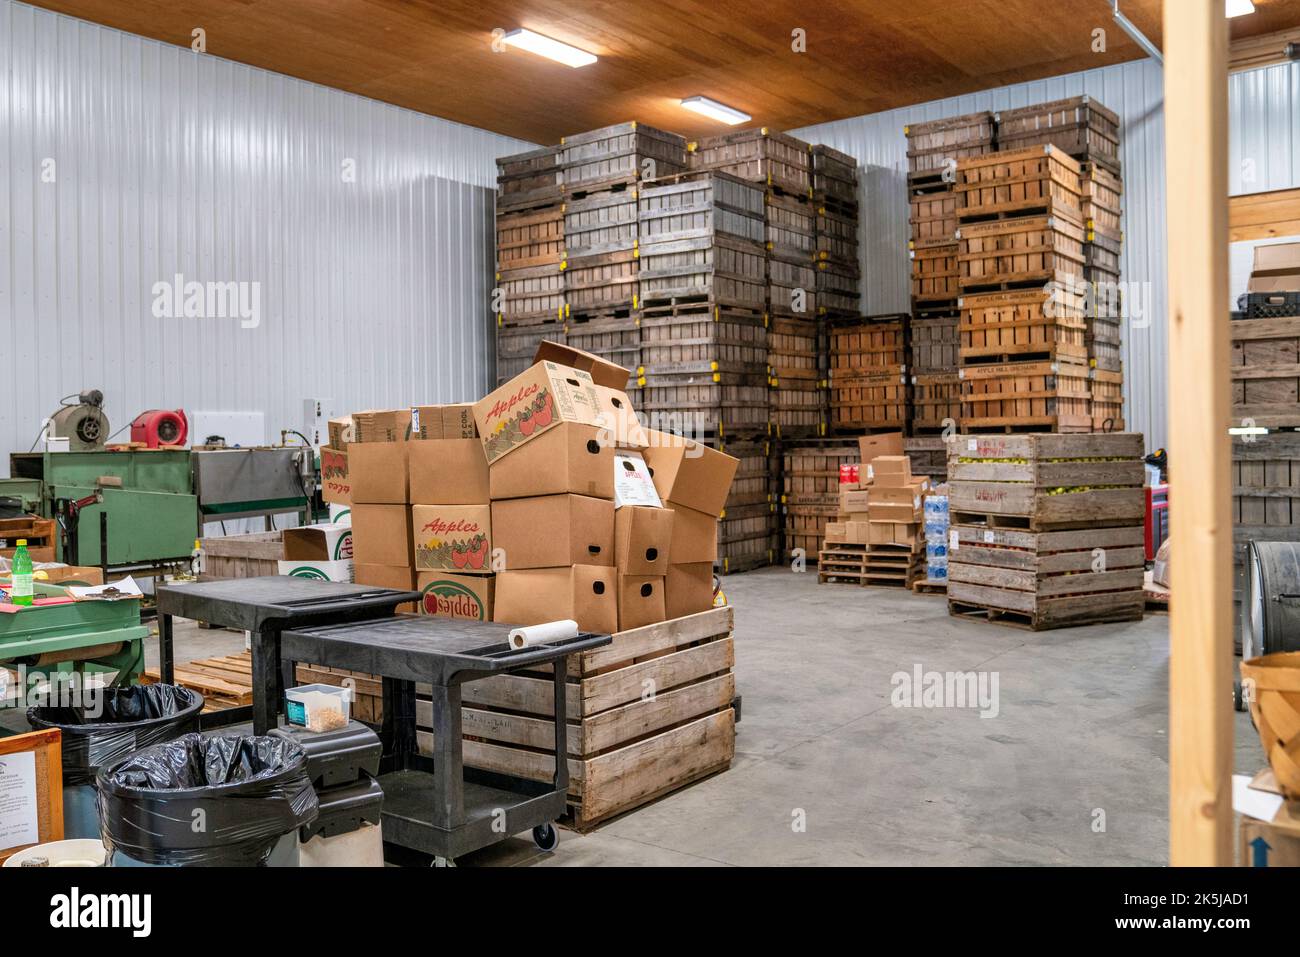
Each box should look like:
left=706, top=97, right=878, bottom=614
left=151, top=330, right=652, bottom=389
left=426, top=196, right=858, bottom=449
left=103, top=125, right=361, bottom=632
left=11, top=539, right=34, bottom=606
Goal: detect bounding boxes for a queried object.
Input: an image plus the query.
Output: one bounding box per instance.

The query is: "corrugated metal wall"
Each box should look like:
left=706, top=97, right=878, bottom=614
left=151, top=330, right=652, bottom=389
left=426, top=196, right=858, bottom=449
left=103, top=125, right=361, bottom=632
left=0, top=0, right=535, bottom=469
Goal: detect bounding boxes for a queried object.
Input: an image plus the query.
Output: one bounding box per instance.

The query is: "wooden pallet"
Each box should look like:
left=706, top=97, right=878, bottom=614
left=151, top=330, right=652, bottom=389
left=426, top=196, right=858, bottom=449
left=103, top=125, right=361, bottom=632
left=142, top=652, right=253, bottom=711
left=948, top=597, right=1143, bottom=631
left=912, top=579, right=948, bottom=595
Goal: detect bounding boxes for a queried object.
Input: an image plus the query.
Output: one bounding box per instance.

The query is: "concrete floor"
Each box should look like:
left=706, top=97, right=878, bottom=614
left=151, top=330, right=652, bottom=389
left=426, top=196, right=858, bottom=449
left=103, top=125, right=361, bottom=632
left=2, top=566, right=1264, bottom=866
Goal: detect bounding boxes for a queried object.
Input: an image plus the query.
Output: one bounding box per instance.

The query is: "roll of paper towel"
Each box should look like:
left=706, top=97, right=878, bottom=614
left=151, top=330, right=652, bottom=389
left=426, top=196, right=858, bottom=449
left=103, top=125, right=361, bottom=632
left=508, top=619, right=578, bottom=650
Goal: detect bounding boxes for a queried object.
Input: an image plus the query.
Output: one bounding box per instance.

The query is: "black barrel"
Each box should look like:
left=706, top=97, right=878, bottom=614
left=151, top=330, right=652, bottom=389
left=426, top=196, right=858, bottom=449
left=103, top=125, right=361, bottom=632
left=1243, top=540, right=1300, bottom=660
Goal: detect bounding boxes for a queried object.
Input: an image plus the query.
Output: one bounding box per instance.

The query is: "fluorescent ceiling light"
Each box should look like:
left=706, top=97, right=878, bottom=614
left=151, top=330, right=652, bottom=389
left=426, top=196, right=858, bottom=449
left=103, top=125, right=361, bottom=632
left=680, top=96, right=751, bottom=125
left=1226, top=0, right=1256, bottom=17
left=501, top=28, right=596, bottom=67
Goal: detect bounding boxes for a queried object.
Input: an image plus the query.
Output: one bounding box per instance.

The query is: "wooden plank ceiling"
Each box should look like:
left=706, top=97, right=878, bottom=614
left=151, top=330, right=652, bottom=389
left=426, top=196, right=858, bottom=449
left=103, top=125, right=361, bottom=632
left=28, top=0, right=1300, bottom=144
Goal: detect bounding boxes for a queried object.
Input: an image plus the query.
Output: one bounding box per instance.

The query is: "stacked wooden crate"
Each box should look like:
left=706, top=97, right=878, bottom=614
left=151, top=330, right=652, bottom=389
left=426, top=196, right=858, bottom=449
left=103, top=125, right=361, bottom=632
left=782, top=444, right=859, bottom=561
left=766, top=180, right=823, bottom=437
left=946, top=433, right=1146, bottom=629
left=636, top=170, right=769, bottom=438
left=494, top=146, right=565, bottom=384
left=812, top=143, right=862, bottom=337
left=905, top=113, right=993, bottom=438
left=718, top=438, right=779, bottom=573
left=954, top=146, right=1091, bottom=432
left=828, top=315, right=909, bottom=432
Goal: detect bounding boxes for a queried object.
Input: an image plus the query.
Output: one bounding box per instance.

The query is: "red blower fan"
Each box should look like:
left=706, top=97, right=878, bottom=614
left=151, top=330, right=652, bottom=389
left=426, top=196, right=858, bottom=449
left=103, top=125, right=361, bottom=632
left=129, top=409, right=189, bottom=448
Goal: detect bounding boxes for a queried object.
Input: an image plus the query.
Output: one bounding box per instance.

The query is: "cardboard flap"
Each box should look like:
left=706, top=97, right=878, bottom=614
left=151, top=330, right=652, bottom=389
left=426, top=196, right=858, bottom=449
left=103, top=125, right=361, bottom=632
left=534, top=341, right=630, bottom=390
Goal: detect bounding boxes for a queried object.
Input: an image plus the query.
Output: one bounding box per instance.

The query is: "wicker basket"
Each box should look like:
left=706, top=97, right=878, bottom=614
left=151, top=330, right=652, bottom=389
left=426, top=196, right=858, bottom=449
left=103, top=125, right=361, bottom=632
left=1240, top=651, right=1300, bottom=800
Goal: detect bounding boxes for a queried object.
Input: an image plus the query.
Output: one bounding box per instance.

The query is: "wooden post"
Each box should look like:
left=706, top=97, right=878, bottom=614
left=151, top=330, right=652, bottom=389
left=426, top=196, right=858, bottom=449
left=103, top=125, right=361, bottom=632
left=1165, top=0, right=1232, bottom=866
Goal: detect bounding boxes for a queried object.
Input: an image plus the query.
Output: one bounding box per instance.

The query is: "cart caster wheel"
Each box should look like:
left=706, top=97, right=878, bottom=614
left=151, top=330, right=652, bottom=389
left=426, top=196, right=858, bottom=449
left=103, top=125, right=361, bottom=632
left=1233, top=681, right=1246, bottom=713
left=433, top=856, right=457, bottom=868
left=532, top=823, right=559, bottom=852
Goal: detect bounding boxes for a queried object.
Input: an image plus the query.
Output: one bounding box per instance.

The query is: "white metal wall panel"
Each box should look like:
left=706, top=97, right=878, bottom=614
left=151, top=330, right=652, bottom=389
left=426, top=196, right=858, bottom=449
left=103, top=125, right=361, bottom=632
left=0, top=0, right=535, bottom=468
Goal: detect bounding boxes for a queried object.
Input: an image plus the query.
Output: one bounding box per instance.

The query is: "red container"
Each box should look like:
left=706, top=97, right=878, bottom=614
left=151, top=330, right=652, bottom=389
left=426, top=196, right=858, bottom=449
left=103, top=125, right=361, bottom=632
left=839, top=464, right=860, bottom=485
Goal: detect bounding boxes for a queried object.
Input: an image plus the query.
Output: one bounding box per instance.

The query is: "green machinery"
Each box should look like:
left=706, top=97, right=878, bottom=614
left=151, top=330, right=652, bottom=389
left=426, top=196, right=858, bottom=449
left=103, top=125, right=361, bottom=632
left=0, top=583, right=149, bottom=695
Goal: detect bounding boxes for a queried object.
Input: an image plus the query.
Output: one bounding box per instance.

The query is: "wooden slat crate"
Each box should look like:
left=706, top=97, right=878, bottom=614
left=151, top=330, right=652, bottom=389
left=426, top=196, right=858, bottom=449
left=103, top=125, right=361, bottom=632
left=496, top=145, right=562, bottom=212
left=1233, top=431, right=1300, bottom=538
left=810, top=144, right=858, bottom=208
left=562, top=314, right=641, bottom=384
left=768, top=257, right=817, bottom=318
left=198, top=531, right=282, bottom=580
left=996, top=96, right=1121, bottom=173
left=829, top=314, right=908, bottom=376
left=911, top=373, right=962, bottom=432
left=560, top=122, right=688, bottom=194
left=909, top=313, right=959, bottom=374
left=496, top=205, right=564, bottom=270
left=903, top=435, right=949, bottom=480
left=815, top=261, right=861, bottom=317
left=497, top=264, right=565, bottom=323
left=765, top=191, right=816, bottom=261
left=783, top=443, right=857, bottom=560
left=638, top=311, right=768, bottom=376
left=959, top=287, right=1087, bottom=365
left=956, top=214, right=1086, bottom=291
left=1091, top=368, right=1125, bottom=431
left=814, top=206, right=859, bottom=267
left=1084, top=228, right=1122, bottom=275
left=0, top=516, right=58, bottom=563
left=960, top=359, right=1092, bottom=433
left=638, top=371, right=770, bottom=438
left=690, top=128, right=811, bottom=196
left=1231, top=316, right=1300, bottom=428
left=947, top=524, right=1145, bottom=629
left=955, top=146, right=1084, bottom=223
left=294, top=664, right=384, bottom=723
left=770, top=379, right=828, bottom=438
left=909, top=183, right=957, bottom=245
left=719, top=501, right=778, bottom=573
left=1081, top=162, right=1123, bottom=236
left=461, top=606, right=736, bottom=830
left=637, top=235, right=767, bottom=313
left=768, top=317, right=822, bottom=378
left=830, top=371, right=910, bottom=431
left=497, top=321, right=564, bottom=385
left=638, top=171, right=766, bottom=247
left=905, top=111, right=996, bottom=178
left=911, top=241, right=960, bottom=301
left=562, top=251, right=637, bottom=320
left=563, top=189, right=638, bottom=259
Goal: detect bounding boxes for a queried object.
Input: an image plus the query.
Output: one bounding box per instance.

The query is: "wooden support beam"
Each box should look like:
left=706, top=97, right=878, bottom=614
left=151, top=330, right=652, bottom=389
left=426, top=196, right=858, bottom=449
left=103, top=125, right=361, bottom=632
left=1165, top=0, right=1233, bottom=867
left=1229, top=187, right=1300, bottom=243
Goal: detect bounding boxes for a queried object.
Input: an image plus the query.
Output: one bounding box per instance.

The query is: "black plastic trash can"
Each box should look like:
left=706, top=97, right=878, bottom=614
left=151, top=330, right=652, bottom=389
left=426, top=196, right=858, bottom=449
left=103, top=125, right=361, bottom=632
left=27, top=685, right=204, bottom=839
left=97, top=732, right=319, bottom=867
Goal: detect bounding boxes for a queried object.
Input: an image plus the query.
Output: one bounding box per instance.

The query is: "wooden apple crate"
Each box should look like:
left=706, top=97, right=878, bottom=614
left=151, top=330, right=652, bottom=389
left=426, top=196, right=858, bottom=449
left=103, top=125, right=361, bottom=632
left=911, top=373, right=962, bottom=432
left=960, top=359, right=1092, bottom=433
left=1231, top=316, right=1300, bottom=428
left=638, top=371, right=770, bottom=438
left=814, top=205, right=859, bottom=267
left=1081, top=162, right=1123, bottom=236
left=829, top=314, right=908, bottom=376
left=768, top=256, right=818, bottom=318
left=909, top=183, right=957, bottom=245
left=956, top=214, right=1086, bottom=291
left=811, top=144, right=858, bottom=208
left=496, top=204, right=564, bottom=271
left=905, top=111, right=996, bottom=179
left=198, top=530, right=282, bottom=580
left=1233, top=431, right=1300, bottom=536
left=770, top=379, right=828, bottom=438
left=690, top=128, right=811, bottom=196
left=638, top=310, right=768, bottom=376
left=785, top=504, right=837, bottom=562
left=768, top=317, right=821, bottom=379
left=910, top=241, right=960, bottom=302
left=637, top=171, right=766, bottom=247
left=495, top=145, right=562, bottom=213
left=765, top=190, right=816, bottom=261
left=955, top=146, right=1084, bottom=223
left=1090, top=368, right=1125, bottom=430
left=496, top=319, right=563, bottom=385
left=831, top=371, right=910, bottom=431
left=563, top=189, right=638, bottom=259
left=562, top=250, right=638, bottom=321
left=903, top=435, right=949, bottom=480
left=996, top=95, right=1121, bottom=173
left=459, top=607, right=737, bottom=830
left=909, top=313, right=959, bottom=374
left=497, top=264, right=565, bottom=324
left=0, top=517, right=58, bottom=563
left=815, top=261, right=861, bottom=316
left=560, top=122, right=687, bottom=194
left=959, top=287, right=1087, bottom=365
left=719, top=502, right=778, bottom=573
left=637, top=234, right=767, bottom=313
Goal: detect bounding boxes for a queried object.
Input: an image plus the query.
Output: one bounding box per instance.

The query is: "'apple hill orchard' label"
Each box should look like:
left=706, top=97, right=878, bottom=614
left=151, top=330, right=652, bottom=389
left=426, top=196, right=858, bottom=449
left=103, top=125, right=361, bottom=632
left=420, top=579, right=488, bottom=621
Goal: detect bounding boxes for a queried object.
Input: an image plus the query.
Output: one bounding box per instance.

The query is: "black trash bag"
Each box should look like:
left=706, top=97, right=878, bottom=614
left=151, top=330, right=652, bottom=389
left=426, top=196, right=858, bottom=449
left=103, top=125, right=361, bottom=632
left=28, top=685, right=205, bottom=786
left=96, top=732, right=319, bottom=866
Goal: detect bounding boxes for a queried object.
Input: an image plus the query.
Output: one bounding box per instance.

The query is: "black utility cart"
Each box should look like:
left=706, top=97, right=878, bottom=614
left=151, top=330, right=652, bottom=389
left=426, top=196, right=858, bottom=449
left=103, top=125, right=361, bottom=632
left=155, top=577, right=421, bottom=732
left=279, top=614, right=611, bottom=864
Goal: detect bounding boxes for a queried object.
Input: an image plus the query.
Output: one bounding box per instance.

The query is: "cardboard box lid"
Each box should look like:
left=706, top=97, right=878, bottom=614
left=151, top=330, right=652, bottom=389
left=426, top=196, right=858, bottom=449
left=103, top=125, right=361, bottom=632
left=533, top=341, right=630, bottom=390
left=642, top=431, right=740, bottom=517
left=857, top=432, right=905, bottom=464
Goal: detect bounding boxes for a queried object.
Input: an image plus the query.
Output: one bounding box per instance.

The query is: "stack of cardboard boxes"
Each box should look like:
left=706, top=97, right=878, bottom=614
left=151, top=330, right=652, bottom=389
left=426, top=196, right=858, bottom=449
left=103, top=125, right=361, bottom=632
left=347, top=410, right=418, bottom=611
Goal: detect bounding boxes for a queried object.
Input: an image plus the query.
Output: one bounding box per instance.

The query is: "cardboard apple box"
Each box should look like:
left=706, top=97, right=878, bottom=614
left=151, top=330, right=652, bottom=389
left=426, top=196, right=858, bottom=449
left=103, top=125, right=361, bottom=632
left=666, top=503, right=718, bottom=564
left=417, top=572, right=494, bottom=622
left=593, top=384, right=650, bottom=450
left=665, top=563, right=715, bottom=620
left=327, top=417, right=353, bottom=449
left=492, top=494, right=614, bottom=569
left=350, top=505, right=413, bottom=567
left=354, top=562, right=417, bottom=614
left=533, top=341, right=630, bottom=390
left=320, top=446, right=352, bottom=505
left=617, top=575, right=666, bottom=631
left=283, top=522, right=353, bottom=563
left=411, top=505, right=492, bottom=575
left=352, top=409, right=410, bottom=443
left=349, top=441, right=410, bottom=504
left=613, top=451, right=662, bottom=507
left=493, top=565, right=617, bottom=635
left=615, top=505, right=674, bottom=575
left=642, top=430, right=740, bottom=517
left=475, top=361, right=621, bottom=464
left=409, top=438, right=489, bottom=505
left=278, top=559, right=354, bottom=583
left=488, top=422, right=616, bottom=500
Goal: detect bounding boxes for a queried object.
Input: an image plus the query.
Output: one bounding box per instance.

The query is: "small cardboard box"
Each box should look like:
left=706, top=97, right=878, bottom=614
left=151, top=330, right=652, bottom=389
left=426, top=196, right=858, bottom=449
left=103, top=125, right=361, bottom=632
left=350, top=505, right=414, bottom=567
left=667, top=503, right=718, bottom=564
left=858, top=432, right=905, bottom=466
left=494, top=565, right=617, bottom=634
left=826, top=521, right=870, bottom=545
left=320, top=446, right=352, bottom=505
left=488, top=422, right=615, bottom=500
left=615, top=505, right=674, bottom=575
left=642, top=431, right=740, bottom=517
left=352, top=409, right=410, bottom=443
left=409, top=438, right=489, bottom=505
left=613, top=451, right=662, bottom=507
left=410, top=406, right=443, bottom=441
left=283, top=522, right=354, bottom=563
left=868, top=501, right=921, bottom=523
left=474, top=361, right=606, bottom=464
left=278, top=558, right=354, bottom=583
left=533, top=340, right=630, bottom=390
left=411, top=505, right=491, bottom=575
left=441, top=404, right=478, bottom=439
left=349, top=441, right=410, bottom=504
left=840, top=488, right=871, bottom=512
left=870, top=455, right=912, bottom=486
left=594, top=385, right=650, bottom=449
left=1249, top=242, right=1300, bottom=294
left=617, top=575, right=666, bottom=631
left=492, top=494, right=613, bottom=569
left=666, top=562, right=714, bottom=620
left=417, top=572, right=494, bottom=622
left=327, top=417, right=353, bottom=449
left=868, top=521, right=919, bottom=545
left=871, top=485, right=926, bottom=509
left=354, top=562, right=417, bottom=614
left=36, top=565, right=104, bottom=586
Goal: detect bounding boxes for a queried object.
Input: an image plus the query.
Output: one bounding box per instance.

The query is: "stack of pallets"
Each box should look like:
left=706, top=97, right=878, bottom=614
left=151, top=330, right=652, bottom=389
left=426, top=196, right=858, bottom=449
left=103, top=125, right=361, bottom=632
left=811, top=144, right=862, bottom=332
left=494, top=146, right=565, bottom=384
left=765, top=176, right=823, bottom=437
left=781, top=444, right=859, bottom=562
left=636, top=170, right=769, bottom=438
left=828, top=314, right=909, bottom=433
left=955, top=146, right=1091, bottom=432
left=946, top=433, right=1146, bottom=629
left=817, top=540, right=925, bottom=587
